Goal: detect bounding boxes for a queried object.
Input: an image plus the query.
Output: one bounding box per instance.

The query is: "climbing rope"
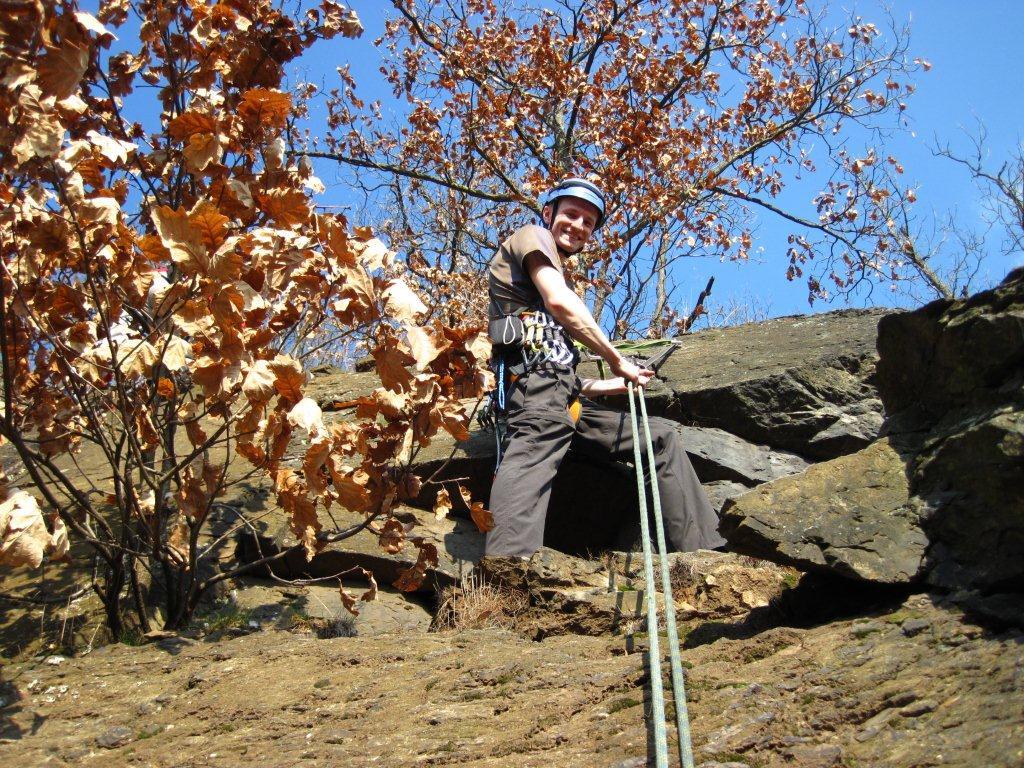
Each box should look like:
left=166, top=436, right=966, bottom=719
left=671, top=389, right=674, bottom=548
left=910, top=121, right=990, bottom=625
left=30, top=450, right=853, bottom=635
left=627, top=383, right=696, bottom=768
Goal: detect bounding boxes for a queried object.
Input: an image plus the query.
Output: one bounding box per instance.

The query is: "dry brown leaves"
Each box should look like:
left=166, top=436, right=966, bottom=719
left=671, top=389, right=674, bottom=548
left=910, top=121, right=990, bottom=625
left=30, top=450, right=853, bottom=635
left=393, top=539, right=439, bottom=592
left=0, top=489, right=69, bottom=568
left=0, top=1, right=498, bottom=617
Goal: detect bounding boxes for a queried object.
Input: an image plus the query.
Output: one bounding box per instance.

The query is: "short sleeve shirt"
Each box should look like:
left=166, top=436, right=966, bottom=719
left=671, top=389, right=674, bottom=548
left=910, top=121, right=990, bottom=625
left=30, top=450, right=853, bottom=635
left=488, top=225, right=565, bottom=320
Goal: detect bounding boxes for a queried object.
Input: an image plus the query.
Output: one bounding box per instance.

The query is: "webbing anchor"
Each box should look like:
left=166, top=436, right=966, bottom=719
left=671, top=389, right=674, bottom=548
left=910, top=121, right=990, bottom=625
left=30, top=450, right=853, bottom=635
left=627, top=382, right=695, bottom=768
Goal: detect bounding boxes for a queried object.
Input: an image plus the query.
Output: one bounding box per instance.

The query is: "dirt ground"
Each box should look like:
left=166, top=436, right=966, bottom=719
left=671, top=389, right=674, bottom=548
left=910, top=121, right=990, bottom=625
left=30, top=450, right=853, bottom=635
left=1, top=592, right=1021, bottom=768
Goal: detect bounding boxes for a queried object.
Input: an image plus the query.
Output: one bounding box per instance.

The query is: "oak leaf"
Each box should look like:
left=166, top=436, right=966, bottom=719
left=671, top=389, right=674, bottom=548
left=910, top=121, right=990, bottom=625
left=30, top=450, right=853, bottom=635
left=303, top=438, right=331, bottom=495
left=355, top=237, right=392, bottom=271
left=382, top=279, right=427, bottom=324
left=433, top=487, right=452, bottom=521
left=161, top=335, right=191, bottom=370
left=393, top=539, right=439, bottom=592
left=470, top=502, right=495, bottom=533
left=238, top=88, right=292, bottom=131
left=372, top=337, right=414, bottom=392
left=378, top=518, right=406, bottom=554
left=269, top=355, right=305, bottom=404
left=184, top=133, right=223, bottom=173
left=38, top=40, right=89, bottom=100
left=257, top=188, right=310, bottom=228
left=74, top=11, right=117, bottom=41
left=431, top=398, right=470, bottom=441
left=406, top=325, right=442, bottom=370
left=86, top=130, right=136, bottom=164
left=277, top=469, right=321, bottom=560
left=168, top=111, right=217, bottom=141
left=12, top=105, right=64, bottom=164
left=321, top=2, right=364, bottom=39
left=338, top=568, right=377, bottom=616
left=287, top=397, right=325, bottom=437
left=464, top=331, right=491, bottom=362
left=242, top=360, right=276, bottom=406
left=152, top=206, right=208, bottom=275
left=0, top=491, right=57, bottom=568
left=176, top=461, right=208, bottom=521
left=331, top=467, right=370, bottom=513
left=166, top=518, right=191, bottom=568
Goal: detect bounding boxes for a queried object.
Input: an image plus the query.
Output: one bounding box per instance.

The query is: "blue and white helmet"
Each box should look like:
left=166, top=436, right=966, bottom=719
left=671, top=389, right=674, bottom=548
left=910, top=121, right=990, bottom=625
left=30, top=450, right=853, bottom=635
left=539, top=177, right=606, bottom=229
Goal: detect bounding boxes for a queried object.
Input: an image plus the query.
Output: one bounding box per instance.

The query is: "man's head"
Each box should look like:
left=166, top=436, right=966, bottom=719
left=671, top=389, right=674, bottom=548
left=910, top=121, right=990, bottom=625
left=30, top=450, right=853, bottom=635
left=540, top=178, right=606, bottom=255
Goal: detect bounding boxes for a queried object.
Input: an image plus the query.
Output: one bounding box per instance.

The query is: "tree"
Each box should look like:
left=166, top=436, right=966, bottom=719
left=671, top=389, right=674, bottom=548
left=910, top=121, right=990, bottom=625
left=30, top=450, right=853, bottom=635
left=0, top=0, right=491, bottom=636
left=317, top=0, right=931, bottom=335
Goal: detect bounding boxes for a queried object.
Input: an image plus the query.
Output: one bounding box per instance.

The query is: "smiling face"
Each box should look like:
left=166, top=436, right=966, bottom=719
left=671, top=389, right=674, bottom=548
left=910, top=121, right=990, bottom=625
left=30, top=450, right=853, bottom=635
left=542, top=197, right=600, bottom=255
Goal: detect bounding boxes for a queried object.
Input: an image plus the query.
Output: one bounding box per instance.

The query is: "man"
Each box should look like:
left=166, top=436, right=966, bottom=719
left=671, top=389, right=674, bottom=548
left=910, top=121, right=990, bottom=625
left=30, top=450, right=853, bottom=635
left=485, top=177, right=726, bottom=557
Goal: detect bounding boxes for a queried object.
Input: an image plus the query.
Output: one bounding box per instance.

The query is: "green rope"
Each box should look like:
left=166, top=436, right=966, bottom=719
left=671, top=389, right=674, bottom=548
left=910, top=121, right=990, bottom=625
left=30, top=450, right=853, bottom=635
left=627, top=383, right=669, bottom=767
left=638, top=391, right=696, bottom=768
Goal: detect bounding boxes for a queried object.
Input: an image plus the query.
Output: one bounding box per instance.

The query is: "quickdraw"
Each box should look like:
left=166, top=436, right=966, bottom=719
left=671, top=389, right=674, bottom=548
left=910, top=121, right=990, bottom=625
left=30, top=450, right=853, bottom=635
left=521, top=309, right=577, bottom=368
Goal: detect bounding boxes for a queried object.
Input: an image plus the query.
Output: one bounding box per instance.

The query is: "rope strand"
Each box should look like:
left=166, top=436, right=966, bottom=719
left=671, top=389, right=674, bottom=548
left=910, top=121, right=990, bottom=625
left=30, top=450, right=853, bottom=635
left=639, top=389, right=696, bottom=768
left=627, top=383, right=669, bottom=767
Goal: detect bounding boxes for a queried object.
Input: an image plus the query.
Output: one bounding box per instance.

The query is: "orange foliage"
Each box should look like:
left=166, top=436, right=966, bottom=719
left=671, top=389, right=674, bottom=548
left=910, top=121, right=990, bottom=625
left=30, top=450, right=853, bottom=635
left=0, top=0, right=491, bottom=626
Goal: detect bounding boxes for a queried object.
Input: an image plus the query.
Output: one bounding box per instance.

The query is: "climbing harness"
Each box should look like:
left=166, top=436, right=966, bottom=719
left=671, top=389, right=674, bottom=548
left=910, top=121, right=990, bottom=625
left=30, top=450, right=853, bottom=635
left=479, top=309, right=579, bottom=470
left=628, top=382, right=695, bottom=768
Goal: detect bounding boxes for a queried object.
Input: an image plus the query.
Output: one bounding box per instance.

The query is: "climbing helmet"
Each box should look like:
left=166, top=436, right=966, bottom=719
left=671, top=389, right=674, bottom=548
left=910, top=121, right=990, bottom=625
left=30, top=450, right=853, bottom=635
left=540, top=177, right=606, bottom=229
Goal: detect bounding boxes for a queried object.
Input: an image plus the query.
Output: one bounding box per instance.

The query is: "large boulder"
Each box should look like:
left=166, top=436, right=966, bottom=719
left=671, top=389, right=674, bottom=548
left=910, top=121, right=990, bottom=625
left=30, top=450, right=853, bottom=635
left=876, top=267, right=1024, bottom=591
left=678, top=425, right=809, bottom=486
left=719, top=439, right=928, bottom=583
left=583, top=309, right=888, bottom=461
left=722, top=268, right=1024, bottom=591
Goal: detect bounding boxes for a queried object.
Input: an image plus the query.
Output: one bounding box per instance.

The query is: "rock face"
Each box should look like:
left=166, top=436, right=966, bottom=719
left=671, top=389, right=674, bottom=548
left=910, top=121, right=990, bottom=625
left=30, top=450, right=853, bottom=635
left=639, top=308, right=888, bottom=460
left=721, top=269, right=1024, bottom=591
left=720, top=439, right=928, bottom=583
left=3, top=593, right=1022, bottom=768
left=875, top=268, right=1024, bottom=590
left=409, top=309, right=887, bottom=552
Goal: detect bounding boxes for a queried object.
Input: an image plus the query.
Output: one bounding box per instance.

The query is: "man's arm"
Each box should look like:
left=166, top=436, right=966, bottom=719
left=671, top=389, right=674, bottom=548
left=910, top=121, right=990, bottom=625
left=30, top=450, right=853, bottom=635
left=526, top=254, right=653, bottom=387
left=579, top=377, right=628, bottom=396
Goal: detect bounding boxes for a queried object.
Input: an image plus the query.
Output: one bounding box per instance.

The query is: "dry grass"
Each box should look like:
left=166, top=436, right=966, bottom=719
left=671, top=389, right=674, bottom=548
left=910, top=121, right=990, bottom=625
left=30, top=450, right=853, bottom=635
left=432, top=573, right=529, bottom=633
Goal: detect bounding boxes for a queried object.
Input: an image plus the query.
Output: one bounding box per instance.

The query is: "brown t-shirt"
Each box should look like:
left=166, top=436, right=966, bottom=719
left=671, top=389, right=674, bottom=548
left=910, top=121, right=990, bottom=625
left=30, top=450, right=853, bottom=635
left=488, top=224, right=564, bottom=320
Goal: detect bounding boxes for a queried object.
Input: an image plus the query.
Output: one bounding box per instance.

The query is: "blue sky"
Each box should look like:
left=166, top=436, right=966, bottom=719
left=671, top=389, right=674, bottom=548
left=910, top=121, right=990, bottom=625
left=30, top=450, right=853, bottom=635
left=86, top=0, right=1024, bottom=320
left=327, top=1, right=1024, bottom=319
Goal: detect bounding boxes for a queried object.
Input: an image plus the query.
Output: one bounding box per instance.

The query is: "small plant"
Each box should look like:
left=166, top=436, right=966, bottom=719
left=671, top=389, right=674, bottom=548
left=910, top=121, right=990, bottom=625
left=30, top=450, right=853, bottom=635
left=117, top=626, right=145, bottom=647
left=201, top=604, right=255, bottom=639
left=312, top=616, right=357, bottom=639
left=669, top=560, right=699, bottom=594
left=607, top=697, right=642, bottom=714
left=433, top=573, right=528, bottom=632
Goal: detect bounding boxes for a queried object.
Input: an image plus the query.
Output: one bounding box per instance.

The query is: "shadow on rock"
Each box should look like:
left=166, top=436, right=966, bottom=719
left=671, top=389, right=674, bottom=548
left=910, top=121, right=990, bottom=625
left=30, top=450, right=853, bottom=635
left=682, top=572, right=914, bottom=650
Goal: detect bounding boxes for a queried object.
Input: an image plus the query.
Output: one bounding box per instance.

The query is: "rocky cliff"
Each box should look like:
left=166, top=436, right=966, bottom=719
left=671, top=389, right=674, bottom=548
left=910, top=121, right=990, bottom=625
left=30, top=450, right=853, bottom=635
left=721, top=267, right=1024, bottom=592
left=2, top=272, right=1022, bottom=767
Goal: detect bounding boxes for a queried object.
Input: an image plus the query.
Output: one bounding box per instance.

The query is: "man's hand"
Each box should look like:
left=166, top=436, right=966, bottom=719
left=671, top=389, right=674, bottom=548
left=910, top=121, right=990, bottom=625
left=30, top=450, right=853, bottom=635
left=610, top=356, right=655, bottom=388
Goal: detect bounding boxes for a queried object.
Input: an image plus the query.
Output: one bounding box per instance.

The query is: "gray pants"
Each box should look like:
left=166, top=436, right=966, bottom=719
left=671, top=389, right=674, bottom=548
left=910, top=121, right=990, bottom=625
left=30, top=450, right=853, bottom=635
left=485, top=362, right=727, bottom=558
